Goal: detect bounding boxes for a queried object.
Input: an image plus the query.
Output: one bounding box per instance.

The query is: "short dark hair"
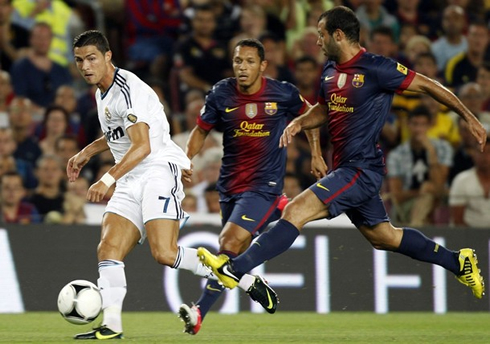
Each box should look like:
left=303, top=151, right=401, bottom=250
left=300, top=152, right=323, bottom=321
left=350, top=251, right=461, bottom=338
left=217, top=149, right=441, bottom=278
left=370, top=26, right=395, bottom=42
left=318, top=6, right=360, bottom=43
left=408, top=105, right=432, bottom=121
left=1, top=171, right=24, bottom=187
left=42, top=105, right=69, bottom=127
left=414, top=52, right=437, bottom=66
left=73, top=30, right=110, bottom=54
left=234, top=38, right=265, bottom=61
left=294, top=55, right=318, bottom=68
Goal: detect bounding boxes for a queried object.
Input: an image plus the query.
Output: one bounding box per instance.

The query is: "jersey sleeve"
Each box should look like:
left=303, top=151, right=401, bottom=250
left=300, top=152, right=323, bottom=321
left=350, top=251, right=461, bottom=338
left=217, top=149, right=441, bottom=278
left=196, top=90, right=219, bottom=131
left=375, top=57, right=416, bottom=94
left=283, top=82, right=309, bottom=116
left=120, top=81, right=152, bottom=129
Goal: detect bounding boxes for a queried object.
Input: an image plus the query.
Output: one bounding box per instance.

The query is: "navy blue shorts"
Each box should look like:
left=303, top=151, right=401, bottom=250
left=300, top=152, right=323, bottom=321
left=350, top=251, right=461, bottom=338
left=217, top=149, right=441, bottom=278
left=220, top=191, right=282, bottom=236
left=309, top=167, right=389, bottom=228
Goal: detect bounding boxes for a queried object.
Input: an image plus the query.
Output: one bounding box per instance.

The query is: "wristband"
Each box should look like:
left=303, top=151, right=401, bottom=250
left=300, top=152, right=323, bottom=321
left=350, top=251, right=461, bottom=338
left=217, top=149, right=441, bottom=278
left=100, top=172, right=116, bottom=187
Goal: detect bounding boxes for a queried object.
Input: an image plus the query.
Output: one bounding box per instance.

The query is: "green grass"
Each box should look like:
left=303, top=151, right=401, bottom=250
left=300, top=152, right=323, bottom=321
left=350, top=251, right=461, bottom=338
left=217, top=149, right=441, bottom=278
left=1, top=312, right=490, bottom=343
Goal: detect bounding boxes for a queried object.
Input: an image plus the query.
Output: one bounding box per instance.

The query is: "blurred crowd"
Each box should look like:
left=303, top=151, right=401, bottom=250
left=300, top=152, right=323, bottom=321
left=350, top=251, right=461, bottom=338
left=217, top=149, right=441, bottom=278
left=0, top=0, right=489, bottom=228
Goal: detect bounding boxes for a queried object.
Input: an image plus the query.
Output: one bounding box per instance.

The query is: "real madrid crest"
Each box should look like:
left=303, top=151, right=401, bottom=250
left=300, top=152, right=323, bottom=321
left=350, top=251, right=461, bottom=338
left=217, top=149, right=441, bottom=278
left=127, top=114, right=138, bottom=123
left=245, top=103, right=257, bottom=118
left=264, top=102, right=277, bottom=115
left=104, top=107, right=111, bottom=121
left=352, top=74, right=365, bottom=88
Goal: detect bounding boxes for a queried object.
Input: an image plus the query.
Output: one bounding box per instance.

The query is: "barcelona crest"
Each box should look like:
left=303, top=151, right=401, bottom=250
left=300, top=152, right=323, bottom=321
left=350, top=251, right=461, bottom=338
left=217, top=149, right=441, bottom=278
left=352, top=74, right=365, bottom=88
left=264, top=102, right=277, bottom=115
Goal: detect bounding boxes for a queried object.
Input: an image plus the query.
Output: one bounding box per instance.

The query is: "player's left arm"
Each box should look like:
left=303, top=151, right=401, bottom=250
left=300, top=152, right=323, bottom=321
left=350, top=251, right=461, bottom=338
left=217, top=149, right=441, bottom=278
left=406, top=73, right=487, bottom=151
left=87, top=122, right=150, bottom=202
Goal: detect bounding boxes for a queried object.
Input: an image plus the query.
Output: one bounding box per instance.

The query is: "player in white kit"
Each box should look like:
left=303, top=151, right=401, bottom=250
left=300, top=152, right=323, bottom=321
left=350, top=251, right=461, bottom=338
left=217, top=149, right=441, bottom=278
left=67, top=30, right=214, bottom=340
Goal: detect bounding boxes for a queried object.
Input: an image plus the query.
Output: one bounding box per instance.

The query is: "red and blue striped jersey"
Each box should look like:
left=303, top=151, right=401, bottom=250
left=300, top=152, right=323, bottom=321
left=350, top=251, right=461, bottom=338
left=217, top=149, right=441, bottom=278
left=197, top=77, right=308, bottom=195
left=318, top=48, right=415, bottom=173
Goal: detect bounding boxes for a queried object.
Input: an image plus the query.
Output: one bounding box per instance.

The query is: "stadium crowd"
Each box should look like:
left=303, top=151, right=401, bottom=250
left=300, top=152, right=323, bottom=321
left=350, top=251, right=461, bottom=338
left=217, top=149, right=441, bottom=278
left=0, top=0, right=489, bottom=228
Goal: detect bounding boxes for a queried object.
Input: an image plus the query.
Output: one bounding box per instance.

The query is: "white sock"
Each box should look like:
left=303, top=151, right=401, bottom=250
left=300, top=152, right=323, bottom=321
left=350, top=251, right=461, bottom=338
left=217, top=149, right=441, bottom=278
left=172, top=246, right=217, bottom=280
left=238, top=274, right=256, bottom=291
left=98, top=260, right=126, bottom=333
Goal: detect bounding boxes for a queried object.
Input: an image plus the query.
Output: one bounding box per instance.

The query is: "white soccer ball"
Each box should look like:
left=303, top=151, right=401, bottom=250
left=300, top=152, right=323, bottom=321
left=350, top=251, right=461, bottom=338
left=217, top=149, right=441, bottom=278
left=57, top=280, right=102, bottom=325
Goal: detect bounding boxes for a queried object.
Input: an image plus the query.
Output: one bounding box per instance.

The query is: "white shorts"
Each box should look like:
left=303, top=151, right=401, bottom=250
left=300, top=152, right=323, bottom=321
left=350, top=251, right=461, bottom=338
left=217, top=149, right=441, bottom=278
left=104, top=162, right=187, bottom=243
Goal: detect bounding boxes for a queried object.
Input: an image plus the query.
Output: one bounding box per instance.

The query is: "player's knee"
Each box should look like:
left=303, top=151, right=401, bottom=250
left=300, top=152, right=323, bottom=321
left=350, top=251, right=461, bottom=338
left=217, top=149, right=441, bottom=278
left=151, top=247, right=178, bottom=267
left=218, top=233, right=246, bottom=253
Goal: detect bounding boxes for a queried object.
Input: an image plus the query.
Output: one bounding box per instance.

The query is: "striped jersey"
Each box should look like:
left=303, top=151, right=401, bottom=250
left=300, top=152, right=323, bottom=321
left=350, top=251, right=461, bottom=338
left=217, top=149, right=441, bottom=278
left=96, top=68, right=190, bottom=176
left=198, top=77, right=308, bottom=195
left=318, top=48, right=415, bottom=173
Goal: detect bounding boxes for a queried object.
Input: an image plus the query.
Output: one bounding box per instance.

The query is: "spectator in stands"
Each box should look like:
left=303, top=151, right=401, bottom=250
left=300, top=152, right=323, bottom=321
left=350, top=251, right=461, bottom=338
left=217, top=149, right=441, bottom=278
left=182, top=0, right=241, bottom=44
left=293, top=56, right=320, bottom=105
left=444, top=20, right=489, bottom=89
left=289, top=26, right=325, bottom=66
left=356, top=0, right=400, bottom=41
left=476, top=62, right=490, bottom=112
left=124, top=0, right=182, bottom=81
left=174, top=4, right=231, bottom=94
left=8, top=96, right=41, bottom=167
left=203, top=182, right=220, bottom=214
left=283, top=172, right=302, bottom=199
left=62, top=175, right=88, bottom=224
left=53, top=84, right=85, bottom=145
left=0, top=127, right=36, bottom=191
left=457, top=82, right=490, bottom=130
left=54, top=134, right=79, bottom=172
left=0, top=171, right=40, bottom=223
left=0, top=69, right=13, bottom=127
left=413, top=52, right=442, bottom=82
left=228, top=4, right=268, bottom=55
left=386, top=106, right=453, bottom=226
left=404, top=35, right=432, bottom=67
left=419, top=95, right=460, bottom=147
left=0, top=0, right=29, bottom=72
left=181, top=189, right=198, bottom=213
left=449, top=138, right=490, bottom=228
left=431, top=5, right=467, bottom=72
left=11, top=0, right=84, bottom=69
left=37, top=105, right=71, bottom=156
left=29, top=154, right=65, bottom=221
left=191, top=146, right=222, bottom=213
left=449, top=117, right=475, bottom=184
left=10, top=22, right=72, bottom=109
left=259, top=32, right=295, bottom=83
left=367, top=26, right=409, bottom=66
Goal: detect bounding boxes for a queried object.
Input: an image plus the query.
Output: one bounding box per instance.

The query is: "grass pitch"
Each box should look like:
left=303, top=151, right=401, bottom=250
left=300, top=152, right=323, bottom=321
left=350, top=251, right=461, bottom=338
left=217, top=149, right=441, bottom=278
left=1, top=312, right=490, bottom=343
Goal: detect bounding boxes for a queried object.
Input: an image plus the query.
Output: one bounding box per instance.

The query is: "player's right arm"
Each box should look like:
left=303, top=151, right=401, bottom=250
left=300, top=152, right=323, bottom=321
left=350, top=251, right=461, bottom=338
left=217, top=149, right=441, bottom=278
left=67, top=136, right=109, bottom=182
left=182, top=125, right=210, bottom=183
left=280, top=102, right=329, bottom=148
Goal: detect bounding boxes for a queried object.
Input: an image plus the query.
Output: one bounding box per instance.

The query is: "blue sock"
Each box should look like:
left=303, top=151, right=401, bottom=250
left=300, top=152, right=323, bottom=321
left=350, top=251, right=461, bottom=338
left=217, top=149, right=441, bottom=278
left=232, top=219, right=300, bottom=274
left=196, top=251, right=235, bottom=319
left=396, top=227, right=460, bottom=275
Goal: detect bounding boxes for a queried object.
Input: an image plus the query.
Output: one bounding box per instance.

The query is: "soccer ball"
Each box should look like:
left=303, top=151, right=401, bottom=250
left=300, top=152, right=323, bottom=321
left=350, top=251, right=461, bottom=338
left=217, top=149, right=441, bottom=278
left=57, top=280, right=102, bottom=325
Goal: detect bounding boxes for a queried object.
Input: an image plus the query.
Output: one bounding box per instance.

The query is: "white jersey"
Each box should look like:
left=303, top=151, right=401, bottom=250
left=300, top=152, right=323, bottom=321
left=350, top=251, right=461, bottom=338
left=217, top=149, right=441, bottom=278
left=96, top=68, right=190, bottom=176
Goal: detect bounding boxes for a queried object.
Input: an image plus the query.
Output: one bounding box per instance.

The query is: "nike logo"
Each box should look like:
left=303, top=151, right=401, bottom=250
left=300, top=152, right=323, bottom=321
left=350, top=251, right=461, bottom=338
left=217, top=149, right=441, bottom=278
left=324, top=75, right=335, bottom=81
left=225, top=107, right=239, bottom=113
left=265, top=288, right=273, bottom=310
left=206, top=284, right=222, bottom=292
left=241, top=215, right=255, bottom=221
left=221, top=264, right=239, bottom=281
left=316, top=183, right=330, bottom=191
left=95, top=331, right=121, bottom=340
